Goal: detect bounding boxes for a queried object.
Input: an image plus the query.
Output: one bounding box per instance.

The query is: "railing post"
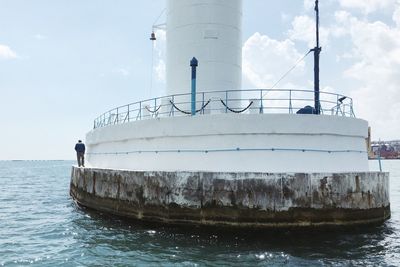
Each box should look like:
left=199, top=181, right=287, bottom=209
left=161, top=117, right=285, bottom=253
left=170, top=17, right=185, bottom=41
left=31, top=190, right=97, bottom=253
left=190, top=57, right=198, bottom=116
left=202, top=92, right=205, bottom=114
left=289, top=90, right=292, bottom=114
left=154, top=98, right=157, bottom=117
left=139, top=102, right=142, bottom=120
left=171, top=95, right=175, bottom=117
left=225, top=91, right=228, bottom=113
left=127, top=105, right=130, bottom=122
left=336, top=95, right=339, bottom=115
left=260, top=89, right=264, bottom=114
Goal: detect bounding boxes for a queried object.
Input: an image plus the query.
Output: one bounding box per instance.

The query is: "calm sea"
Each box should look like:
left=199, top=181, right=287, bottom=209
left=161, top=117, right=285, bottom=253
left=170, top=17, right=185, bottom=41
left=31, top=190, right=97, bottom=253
left=0, top=160, right=399, bottom=266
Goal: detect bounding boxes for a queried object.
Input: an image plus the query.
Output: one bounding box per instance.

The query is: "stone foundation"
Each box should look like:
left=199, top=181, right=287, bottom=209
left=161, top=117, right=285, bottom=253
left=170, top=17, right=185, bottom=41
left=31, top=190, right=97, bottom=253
left=70, top=167, right=390, bottom=228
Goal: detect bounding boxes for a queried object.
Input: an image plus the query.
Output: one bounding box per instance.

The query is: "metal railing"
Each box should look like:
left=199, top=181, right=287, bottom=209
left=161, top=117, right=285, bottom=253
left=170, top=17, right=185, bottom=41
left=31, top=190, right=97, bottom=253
left=93, top=89, right=355, bottom=129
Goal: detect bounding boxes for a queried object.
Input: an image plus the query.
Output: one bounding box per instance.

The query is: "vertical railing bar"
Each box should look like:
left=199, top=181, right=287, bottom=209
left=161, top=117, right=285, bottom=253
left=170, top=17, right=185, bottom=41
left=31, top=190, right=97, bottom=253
left=202, top=92, right=205, bottom=115
left=225, top=91, right=228, bottom=113
left=116, top=108, right=119, bottom=124
left=351, top=99, right=355, bottom=117
left=139, top=102, right=142, bottom=120
left=154, top=97, right=157, bottom=118
left=336, top=94, right=339, bottom=115
left=172, top=95, right=175, bottom=117
left=343, top=103, right=346, bottom=116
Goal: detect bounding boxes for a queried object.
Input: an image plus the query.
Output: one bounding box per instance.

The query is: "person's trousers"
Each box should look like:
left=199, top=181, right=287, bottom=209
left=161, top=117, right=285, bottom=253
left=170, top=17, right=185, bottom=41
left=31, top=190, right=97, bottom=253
left=77, top=152, right=85, bottom=167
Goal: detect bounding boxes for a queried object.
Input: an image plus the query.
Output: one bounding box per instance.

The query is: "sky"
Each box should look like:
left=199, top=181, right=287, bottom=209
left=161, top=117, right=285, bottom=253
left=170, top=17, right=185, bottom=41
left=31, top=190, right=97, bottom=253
left=0, top=0, right=399, bottom=160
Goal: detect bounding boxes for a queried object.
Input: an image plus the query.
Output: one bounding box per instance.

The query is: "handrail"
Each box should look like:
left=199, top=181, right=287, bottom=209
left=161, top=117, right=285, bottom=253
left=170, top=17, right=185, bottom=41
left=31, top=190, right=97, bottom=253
left=93, top=89, right=355, bottom=129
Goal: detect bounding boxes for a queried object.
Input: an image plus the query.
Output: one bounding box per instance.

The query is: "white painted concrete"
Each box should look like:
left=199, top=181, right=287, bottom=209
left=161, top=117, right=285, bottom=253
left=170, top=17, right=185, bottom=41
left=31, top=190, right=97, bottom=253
left=166, top=0, right=242, bottom=111
left=86, top=114, right=370, bottom=173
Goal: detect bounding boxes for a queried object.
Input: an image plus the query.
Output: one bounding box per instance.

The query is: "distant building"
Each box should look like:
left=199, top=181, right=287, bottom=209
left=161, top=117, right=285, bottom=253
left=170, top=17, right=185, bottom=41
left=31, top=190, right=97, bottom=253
left=370, top=140, right=400, bottom=159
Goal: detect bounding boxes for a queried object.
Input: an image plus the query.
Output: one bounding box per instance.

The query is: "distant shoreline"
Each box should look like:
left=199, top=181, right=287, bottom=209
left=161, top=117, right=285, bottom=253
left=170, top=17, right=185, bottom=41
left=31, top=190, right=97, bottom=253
left=368, top=158, right=400, bottom=161
left=1, top=159, right=398, bottom=162
left=0, top=159, right=74, bottom=162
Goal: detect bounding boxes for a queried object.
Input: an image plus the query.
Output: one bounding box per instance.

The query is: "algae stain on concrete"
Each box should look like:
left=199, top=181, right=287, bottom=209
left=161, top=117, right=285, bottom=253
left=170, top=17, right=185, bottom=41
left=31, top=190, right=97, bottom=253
left=70, top=167, right=390, bottom=228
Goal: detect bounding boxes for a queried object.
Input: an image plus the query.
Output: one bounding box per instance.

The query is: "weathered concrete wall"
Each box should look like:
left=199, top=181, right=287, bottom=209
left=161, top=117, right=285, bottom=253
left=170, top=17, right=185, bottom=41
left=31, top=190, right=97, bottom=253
left=70, top=167, right=390, bottom=228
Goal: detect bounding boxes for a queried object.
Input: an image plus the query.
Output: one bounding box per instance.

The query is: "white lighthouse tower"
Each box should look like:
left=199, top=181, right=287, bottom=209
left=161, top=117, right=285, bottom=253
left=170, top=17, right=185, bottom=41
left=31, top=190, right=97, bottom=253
left=166, top=0, right=242, bottom=100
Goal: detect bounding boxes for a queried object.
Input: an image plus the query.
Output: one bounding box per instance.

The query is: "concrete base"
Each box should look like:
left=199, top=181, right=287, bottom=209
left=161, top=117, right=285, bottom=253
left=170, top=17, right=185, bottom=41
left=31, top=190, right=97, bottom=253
left=70, top=167, right=390, bottom=228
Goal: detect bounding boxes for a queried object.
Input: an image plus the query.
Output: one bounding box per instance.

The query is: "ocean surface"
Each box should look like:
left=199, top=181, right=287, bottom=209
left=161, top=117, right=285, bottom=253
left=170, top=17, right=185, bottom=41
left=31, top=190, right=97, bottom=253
left=0, top=160, right=399, bottom=266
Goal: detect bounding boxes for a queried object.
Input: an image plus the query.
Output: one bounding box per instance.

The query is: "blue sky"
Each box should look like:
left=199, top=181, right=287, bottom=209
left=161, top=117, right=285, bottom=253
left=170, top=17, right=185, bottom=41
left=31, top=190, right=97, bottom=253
left=1, top=0, right=399, bottom=160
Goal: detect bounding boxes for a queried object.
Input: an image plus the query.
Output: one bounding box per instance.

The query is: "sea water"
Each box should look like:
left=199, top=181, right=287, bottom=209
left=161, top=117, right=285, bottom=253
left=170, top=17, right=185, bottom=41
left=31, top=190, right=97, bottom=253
left=0, top=160, right=399, bottom=266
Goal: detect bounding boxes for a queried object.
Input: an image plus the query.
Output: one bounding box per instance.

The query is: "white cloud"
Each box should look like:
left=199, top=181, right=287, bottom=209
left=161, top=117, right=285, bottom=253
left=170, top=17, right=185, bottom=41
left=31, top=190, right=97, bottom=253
left=288, top=15, right=330, bottom=47
left=243, top=4, right=400, bottom=139
left=34, top=34, right=47, bottom=40
left=0, top=44, right=17, bottom=59
left=242, top=32, right=306, bottom=89
left=304, top=0, right=315, bottom=10
left=281, top=12, right=291, bottom=22
left=339, top=0, right=395, bottom=14
left=393, top=3, right=400, bottom=26
left=113, top=68, right=130, bottom=77
left=153, top=29, right=166, bottom=83
left=335, top=10, right=352, bottom=24
left=334, top=10, right=400, bottom=139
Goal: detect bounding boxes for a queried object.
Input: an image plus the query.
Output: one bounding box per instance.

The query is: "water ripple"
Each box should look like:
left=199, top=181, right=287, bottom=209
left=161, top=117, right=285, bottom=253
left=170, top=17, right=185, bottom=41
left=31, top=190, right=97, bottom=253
left=0, top=160, right=400, bottom=266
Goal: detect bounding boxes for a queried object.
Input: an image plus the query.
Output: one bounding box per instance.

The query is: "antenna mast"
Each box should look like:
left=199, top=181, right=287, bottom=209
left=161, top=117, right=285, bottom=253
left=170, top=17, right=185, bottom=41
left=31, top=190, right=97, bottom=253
left=312, top=0, right=321, bottom=114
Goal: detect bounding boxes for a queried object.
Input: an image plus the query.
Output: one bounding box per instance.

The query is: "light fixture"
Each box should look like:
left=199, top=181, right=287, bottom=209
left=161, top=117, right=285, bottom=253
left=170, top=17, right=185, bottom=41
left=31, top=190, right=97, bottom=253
left=150, top=32, right=156, bottom=41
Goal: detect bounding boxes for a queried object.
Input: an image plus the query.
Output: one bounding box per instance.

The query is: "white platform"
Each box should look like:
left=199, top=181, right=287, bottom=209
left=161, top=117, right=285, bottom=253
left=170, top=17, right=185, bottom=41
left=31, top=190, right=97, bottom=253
left=86, top=113, right=369, bottom=173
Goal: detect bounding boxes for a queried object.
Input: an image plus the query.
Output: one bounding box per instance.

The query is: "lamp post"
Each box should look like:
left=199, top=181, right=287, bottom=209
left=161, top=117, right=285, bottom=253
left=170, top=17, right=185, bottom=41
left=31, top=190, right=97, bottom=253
left=190, top=57, right=198, bottom=116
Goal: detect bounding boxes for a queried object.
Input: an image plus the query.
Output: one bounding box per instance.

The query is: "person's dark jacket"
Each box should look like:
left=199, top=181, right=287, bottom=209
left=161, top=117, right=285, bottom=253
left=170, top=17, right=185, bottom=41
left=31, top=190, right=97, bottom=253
left=75, top=143, right=86, bottom=153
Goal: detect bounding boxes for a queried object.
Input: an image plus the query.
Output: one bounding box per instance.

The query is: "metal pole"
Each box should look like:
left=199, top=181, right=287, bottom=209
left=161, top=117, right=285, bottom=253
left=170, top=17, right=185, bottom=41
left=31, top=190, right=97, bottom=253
left=139, top=102, right=142, bottom=120
left=225, top=91, right=228, bottom=113
left=171, top=95, right=175, bottom=117
left=202, top=92, right=205, bottom=114
left=378, top=140, right=383, bottom=172
left=313, top=0, right=321, bottom=114
left=154, top=97, right=157, bottom=117
left=190, top=57, right=198, bottom=116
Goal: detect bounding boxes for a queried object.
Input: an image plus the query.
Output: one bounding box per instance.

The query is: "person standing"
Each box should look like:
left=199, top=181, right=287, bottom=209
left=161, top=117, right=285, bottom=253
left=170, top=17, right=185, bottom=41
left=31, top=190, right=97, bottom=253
left=75, top=140, right=86, bottom=167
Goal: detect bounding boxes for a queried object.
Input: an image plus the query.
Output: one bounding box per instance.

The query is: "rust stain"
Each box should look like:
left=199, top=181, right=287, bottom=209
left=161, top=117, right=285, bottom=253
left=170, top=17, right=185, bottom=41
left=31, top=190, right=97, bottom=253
left=355, top=175, right=360, bottom=193
left=93, top=171, right=96, bottom=195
